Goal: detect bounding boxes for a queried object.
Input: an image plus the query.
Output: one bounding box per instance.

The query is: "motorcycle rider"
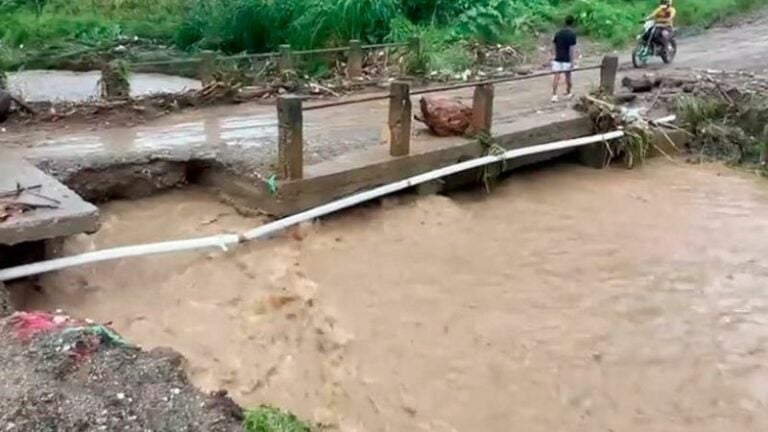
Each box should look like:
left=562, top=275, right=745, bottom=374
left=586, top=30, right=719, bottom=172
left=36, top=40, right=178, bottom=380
left=644, top=0, right=676, bottom=51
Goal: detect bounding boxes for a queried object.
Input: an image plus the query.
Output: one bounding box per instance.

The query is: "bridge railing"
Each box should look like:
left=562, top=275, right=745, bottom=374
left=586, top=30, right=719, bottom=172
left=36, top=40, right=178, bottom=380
left=274, top=56, right=620, bottom=181
left=128, top=38, right=416, bottom=84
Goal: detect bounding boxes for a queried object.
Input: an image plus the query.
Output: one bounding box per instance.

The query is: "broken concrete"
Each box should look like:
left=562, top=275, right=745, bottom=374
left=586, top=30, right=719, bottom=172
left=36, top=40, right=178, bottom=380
left=0, top=150, right=99, bottom=246
left=62, top=160, right=201, bottom=202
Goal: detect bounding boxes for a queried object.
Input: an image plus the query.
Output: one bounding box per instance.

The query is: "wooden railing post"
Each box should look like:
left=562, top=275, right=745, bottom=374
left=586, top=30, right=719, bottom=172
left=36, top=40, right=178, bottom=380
left=198, top=51, right=216, bottom=85
left=278, top=44, right=293, bottom=73
left=347, top=39, right=363, bottom=80
left=388, top=81, right=412, bottom=157
left=600, top=55, right=619, bottom=95
left=277, top=95, right=304, bottom=180
left=471, top=83, right=494, bottom=135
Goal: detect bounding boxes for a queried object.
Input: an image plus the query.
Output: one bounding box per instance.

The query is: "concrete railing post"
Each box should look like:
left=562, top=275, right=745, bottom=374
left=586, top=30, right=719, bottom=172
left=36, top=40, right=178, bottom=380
left=347, top=39, right=363, bottom=80
left=198, top=51, right=216, bottom=85
left=388, top=81, right=412, bottom=157
left=277, top=95, right=304, bottom=180
left=100, top=60, right=130, bottom=100
left=471, top=83, right=495, bottom=136
left=278, top=44, right=294, bottom=73
left=600, top=55, right=619, bottom=95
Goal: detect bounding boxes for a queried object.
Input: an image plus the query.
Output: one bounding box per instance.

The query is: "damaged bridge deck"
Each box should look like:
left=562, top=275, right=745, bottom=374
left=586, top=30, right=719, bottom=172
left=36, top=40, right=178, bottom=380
left=0, top=150, right=99, bottom=246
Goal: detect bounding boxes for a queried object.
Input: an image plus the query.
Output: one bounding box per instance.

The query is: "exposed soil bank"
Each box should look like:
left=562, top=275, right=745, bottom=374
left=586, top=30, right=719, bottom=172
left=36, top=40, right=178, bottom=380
left=0, top=311, right=244, bottom=431
left=15, top=161, right=768, bottom=431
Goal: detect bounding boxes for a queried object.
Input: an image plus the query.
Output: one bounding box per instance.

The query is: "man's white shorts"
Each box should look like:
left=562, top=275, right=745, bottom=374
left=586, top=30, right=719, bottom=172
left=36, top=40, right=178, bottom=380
left=551, top=61, right=573, bottom=72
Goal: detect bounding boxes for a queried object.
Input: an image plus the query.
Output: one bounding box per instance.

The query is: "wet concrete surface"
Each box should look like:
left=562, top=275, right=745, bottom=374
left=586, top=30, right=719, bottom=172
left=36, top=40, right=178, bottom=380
left=7, top=70, right=202, bottom=102
left=0, top=150, right=99, bottom=245
left=8, top=79, right=588, bottom=183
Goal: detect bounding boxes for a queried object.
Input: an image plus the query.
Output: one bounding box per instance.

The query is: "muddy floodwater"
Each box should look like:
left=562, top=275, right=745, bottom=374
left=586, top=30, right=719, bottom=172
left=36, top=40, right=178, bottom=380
left=18, top=161, right=768, bottom=431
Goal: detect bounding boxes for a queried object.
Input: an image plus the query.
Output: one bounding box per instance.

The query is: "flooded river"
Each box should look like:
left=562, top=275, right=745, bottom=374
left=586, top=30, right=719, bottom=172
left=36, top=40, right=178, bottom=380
left=16, top=161, right=768, bottom=431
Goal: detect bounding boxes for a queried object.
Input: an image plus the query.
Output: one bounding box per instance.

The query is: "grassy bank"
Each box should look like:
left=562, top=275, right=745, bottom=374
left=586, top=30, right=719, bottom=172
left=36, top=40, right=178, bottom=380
left=0, top=0, right=763, bottom=72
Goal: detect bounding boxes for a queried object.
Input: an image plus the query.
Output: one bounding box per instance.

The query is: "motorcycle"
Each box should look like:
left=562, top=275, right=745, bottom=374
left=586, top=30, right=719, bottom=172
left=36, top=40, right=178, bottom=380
left=632, top=20, right=677, bottom=68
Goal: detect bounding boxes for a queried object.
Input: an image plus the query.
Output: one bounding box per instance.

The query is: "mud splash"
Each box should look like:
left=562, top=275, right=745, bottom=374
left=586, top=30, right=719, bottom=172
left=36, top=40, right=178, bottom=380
left=16, top=161, right=768, bottom=431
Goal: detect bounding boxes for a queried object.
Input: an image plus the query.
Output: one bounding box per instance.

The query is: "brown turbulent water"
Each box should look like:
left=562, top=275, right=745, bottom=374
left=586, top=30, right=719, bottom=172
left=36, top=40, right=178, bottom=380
left=17, top=161, right=768, bottom=431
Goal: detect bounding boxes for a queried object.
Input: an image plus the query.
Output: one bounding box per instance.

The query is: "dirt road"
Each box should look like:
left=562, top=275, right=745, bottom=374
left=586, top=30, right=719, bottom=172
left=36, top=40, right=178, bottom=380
left=4, top=11, right=767, bottom=177
left=672, top=12, right=768, bottom=71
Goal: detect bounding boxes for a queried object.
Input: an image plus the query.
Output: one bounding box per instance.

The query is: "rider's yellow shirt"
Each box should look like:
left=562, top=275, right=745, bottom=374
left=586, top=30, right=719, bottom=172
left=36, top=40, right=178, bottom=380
left=651, top=6, right=676, bottom=27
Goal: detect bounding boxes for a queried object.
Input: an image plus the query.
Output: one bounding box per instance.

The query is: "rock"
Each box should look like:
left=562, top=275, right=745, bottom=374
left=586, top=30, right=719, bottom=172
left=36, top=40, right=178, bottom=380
left=414, top=97, right=472, bottom=137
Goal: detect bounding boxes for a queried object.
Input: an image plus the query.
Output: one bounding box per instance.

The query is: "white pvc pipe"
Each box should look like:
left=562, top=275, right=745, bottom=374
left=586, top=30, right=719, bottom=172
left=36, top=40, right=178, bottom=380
left=241, top=130, right=625, bottom=241
left=0, top=235, right=242, bottom=281
left=652, top=114, right=676, bottom=124
left=0, top=130, right=625, bottom=282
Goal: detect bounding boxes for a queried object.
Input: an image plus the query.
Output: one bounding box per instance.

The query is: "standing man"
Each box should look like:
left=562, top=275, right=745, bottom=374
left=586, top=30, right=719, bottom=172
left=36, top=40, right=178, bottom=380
left=551, top=15, right=577, bottom=102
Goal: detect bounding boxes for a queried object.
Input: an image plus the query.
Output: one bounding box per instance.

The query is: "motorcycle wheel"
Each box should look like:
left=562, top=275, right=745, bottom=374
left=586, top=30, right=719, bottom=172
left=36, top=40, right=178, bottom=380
left=632, top=45, right=649, bottom=68
left=661, top=39, right=677, bottom=64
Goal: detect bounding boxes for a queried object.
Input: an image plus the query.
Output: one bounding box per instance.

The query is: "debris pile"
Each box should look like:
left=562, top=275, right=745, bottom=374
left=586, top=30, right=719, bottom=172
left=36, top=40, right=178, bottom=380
left=0, top=76, right=355, bottom=128
left=360, top=49, right=408, bottom=80
left=0, top=310, right=244, bottom=431
left=469, top=42, right=528, bottom=69
left=616, top=70, right=768, bottom=169
left=675, top=73, right=768, bottom=167
left=578, top=92, right=660, bottom=168
left=0, top=183, right=60, bottom=222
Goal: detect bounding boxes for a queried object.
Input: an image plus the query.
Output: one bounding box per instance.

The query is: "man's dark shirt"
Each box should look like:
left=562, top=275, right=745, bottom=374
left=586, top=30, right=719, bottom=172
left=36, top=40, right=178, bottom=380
left=553, top=27, right=577, bottom=63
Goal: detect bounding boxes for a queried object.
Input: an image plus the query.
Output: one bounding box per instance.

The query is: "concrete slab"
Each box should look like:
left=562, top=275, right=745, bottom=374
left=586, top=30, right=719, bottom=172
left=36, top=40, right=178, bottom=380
left=0, top=150, right=99, bottom=245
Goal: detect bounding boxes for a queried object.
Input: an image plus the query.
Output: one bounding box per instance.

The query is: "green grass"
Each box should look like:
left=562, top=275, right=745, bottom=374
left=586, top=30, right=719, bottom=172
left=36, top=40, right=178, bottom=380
left=0, top=0, right=763, bottom=73
left=243, top=406, right=311, bottom=432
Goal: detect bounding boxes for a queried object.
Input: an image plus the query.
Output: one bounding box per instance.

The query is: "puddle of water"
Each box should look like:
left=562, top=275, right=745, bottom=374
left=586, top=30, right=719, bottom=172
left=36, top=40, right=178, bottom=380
left=7, top=70, right=202, bottom=102
left=15, top=161, right=768, bottom=431
left=19, top=113, right=277, bottom=161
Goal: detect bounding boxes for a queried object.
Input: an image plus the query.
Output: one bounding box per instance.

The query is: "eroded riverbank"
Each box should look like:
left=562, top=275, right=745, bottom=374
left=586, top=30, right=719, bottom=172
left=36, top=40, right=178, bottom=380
left=13, top=160, right=768, bottom=431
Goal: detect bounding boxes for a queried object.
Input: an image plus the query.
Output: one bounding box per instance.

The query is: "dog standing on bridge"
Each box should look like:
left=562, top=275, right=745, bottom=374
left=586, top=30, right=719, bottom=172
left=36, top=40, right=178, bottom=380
left=551, top=15, right=578, bottom=103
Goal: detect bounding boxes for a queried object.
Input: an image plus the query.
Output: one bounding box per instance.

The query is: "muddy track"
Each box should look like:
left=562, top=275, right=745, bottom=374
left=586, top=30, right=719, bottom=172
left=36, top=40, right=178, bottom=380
left=672, top=12, right=768, bottom=71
